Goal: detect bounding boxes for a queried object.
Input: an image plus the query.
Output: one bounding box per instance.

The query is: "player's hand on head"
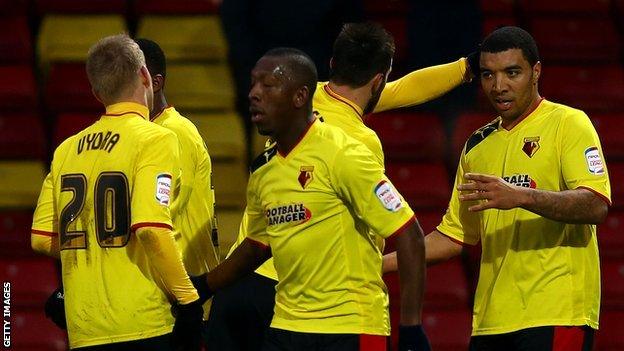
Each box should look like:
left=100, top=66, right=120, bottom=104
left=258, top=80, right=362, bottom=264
left=171, top=299, right=204, bottom=351
left=465, top=47, right=481, bottom=82
left=457, top=173, right=526, bottom=211
left=398, top=325, right=431, bottom=351
left=44, top=287, right=67, bottom=330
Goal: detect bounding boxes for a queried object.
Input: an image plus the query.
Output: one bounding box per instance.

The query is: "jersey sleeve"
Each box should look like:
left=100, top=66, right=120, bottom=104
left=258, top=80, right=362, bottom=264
left=374, top=58, right=466, bottom=112
left=130, top=131, right=180, bottom=231
left=332, top=142, right=415, bottom=238
left=244, top=179, right=270, bottom=247
left=436, top=151, right=480, bottom=245
left=559, top=110, right=611, bottom=205
left=32, top=171, right=58, bottom=237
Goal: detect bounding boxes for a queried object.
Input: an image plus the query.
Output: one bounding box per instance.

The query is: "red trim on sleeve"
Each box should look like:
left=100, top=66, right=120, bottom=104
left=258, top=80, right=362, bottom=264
left=31, top=229, right=58, bottom=237
left=130, top=222, right=173, bottom=232
left=577, top=186, right=612, bottom=207
left=244, top=237, right=270, bottom=251
left=435, top=228, right=476, bottom=247
left=386, top=215, right=416, bottom=239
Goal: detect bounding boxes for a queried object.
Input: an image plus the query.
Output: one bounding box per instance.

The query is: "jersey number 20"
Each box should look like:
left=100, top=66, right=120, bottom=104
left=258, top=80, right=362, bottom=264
left=60, top=172, right=131, bottom=250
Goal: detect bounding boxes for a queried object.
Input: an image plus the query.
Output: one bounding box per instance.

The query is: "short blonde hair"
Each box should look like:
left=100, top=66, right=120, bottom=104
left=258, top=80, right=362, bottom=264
left=86, top=34, right=146, bottom=104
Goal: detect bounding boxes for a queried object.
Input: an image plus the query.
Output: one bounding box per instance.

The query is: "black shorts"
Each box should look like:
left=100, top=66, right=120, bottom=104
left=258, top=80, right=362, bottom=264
left=72, top=333, right=172, bottom=351
left=469, top=325, right=594, bottom=351
left=204, top=272, right=277, bottom=350
left=263, top=328, right=388, bottom=351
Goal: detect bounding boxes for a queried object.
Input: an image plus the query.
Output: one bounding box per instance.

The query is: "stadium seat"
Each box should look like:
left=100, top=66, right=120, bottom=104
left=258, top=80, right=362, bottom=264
left=53, top=113, right=99, bottom=148
left=45, top=63, right=101, bottom=113
left=482, top=16, right=517, bottom=36
left=376, top=17, right=408, bottom=64
left=0, top=161, right=46, bottom=208
left=0, top=0, right=30, bottom=15
left=134, top=0, right=219, bottom=15
left=452, top=113, right=497, bottom=161
left=596, top=311, right=624, bottom=351
left=37, top=15, right=127, bottom=68
left=608, top=162, right=624, bottom=209
left=426, top=258, right=470, bottom=310
left=0, top=114, right=46, bottom=159
left=35, top=0, right=127, bottom=15
left=422, top=309, right=472, bottom=351
left=480, top=0, right=515, bottom=15
left=0, top=258, right=58, bottom=308
left=522, top=0, right=611, bottom=15
left=187, top=112, right=246, bottom=162
left=166, top=63, right=235, bottom=111
left=385, top=162, right=451, bottom=209
left=366, top=112, right=446, bottom=162
left=136, top=16, right=228, bottom=62
left=0, top=65, right=38, bottom=112
left=591, top=114, right=624, bottom=160
left=599, top=211, right=624, bottom=260
left=0, top=210, right=34, bottom=257
left=215, top=208, right=245, bottom=259
left=384, top=209, right=445, bottom=253
left=0, top=17, right=32, bottom=63
left=212, top=161, right=248, bottom=209
left=529, top=18, right=620, bottom=63
left=540, top=66, right=624, bottom=113
left=11, top=309, right=67, bottom=351
left=601, top=260, right=624, bottom=310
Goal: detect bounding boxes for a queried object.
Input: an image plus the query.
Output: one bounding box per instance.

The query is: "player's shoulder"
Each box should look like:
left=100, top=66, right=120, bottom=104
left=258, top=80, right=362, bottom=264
left=464, top=117, right=501, bottom=155
left=158, top=108, right=202, bottom=142
left=542, top=99, right=590, bottom=124
left=250, top=142, right=277, bottom=174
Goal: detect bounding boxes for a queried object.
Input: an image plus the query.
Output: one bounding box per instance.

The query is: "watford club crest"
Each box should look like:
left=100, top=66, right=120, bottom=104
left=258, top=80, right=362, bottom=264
left=298, top=166, right=314, bottom=189
left=522, top=136, right=540, bottom=158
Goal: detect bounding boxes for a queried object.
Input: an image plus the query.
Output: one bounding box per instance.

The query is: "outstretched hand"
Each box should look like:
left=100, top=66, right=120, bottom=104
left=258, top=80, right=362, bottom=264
left=457, top=173, right=527, bottom=211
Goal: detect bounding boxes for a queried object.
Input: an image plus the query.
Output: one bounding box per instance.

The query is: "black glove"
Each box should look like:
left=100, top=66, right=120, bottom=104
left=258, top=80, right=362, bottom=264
left=171, top=299, right=204, bottom=351
left=398, top=325, right=431, bottom=351
left=189, top=273, right=213, bottom=303
left=44, top=287, right=67, bottom=330
left=466, top=49, right=481, bottom=81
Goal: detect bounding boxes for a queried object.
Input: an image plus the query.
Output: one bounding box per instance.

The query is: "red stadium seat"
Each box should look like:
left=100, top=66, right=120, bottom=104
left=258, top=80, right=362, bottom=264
left=53, top=113, right=99, bottom=148
left=529, top=18, right=620, bottom=63
left=482, top=16, right=517, bottom=36
left=0, top=0, right=30, bottom=15
left=608, top=163, right=624, bottom=209
left=0, top=210, right=35, bottom=257
left=386, top=162, right=451, bottom=209
left=601, top=260, right=624, bottom=310
left=452, top=112, right=496, bottom=161
left=0, top=17, right=32, bottom=63
left=0, top=258, right=59, bottom=308
left=384, top=209, right=445, bottom=253
left=596, top=311, right=624, bottom=351
left=12, top=309, right=67, bottom=351
left=366, top=112, right=445, bottom=162
left=591, top=114, right=624, bottom=160
left=376, top=17, right=408, bottom=64
left=35, top=0, right=127, bottom=14
left=522, top=0, right=611, bottom=15
left=599, top=211, right=624, bottom=260
left=422, top=310, right=472, bottom=351
left=134, top=0, right=219, bottom=14
left=45, top=63, right=102, bottom=113
left=0, top=114, right=46, bottom=159
left=480, top=0, right=515, bottom=15
left=426, top=259, right=470, bottom=310
left=0, top=65, right=37, bottom=112
left=540, top=66, right=624, bottom=113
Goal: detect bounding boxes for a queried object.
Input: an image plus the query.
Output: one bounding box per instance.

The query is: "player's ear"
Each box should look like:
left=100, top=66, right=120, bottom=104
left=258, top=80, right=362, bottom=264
left=139, top=66, right=151, bottom=89
left=329, top=57, right=335, bottom=70
left=152, top=74, right=165, bottom=93
left=293, top=85, right=310, bottom=108
left=532, top=61, right=541, bottom=84
left=371, top=73, right=384, bottom=92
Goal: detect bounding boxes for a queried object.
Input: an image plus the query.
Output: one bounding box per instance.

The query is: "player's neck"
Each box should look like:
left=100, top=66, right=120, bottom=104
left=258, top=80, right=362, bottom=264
left=151, top=93, right=168, bottom=119
left=328, top=81, right=369, bottom=113
left=275, top=113, right=315, bottom=156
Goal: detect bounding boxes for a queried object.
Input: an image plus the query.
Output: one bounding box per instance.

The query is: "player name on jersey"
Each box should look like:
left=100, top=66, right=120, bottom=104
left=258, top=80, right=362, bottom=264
left=266, top=203, right=311, bottom=226
left=77, top=131, right=120, bottom=154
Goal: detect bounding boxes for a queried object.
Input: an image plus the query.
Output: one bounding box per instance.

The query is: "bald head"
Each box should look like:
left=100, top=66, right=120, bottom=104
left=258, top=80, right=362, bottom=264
left=262, top=47, right=318, bottom=109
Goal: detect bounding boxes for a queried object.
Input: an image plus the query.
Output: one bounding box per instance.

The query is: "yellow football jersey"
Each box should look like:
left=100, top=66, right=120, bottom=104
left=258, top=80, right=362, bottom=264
left=151, top=106, right=219, bottom=275
left=231, top=59, right=467, bottom=281
left=438, top=99, right=611, bottom=336
left=31, top=102, right=180, bottom=349
left=245, top=119, right=415, bottom=335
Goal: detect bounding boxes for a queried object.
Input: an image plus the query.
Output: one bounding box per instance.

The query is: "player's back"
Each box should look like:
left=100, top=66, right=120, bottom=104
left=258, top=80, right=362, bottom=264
left=51, top=102, right=178, bottom=348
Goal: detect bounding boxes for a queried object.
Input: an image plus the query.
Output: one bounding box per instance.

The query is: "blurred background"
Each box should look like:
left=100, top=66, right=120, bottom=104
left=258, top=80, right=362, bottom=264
left=0, top=0, right=623, bottom=350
